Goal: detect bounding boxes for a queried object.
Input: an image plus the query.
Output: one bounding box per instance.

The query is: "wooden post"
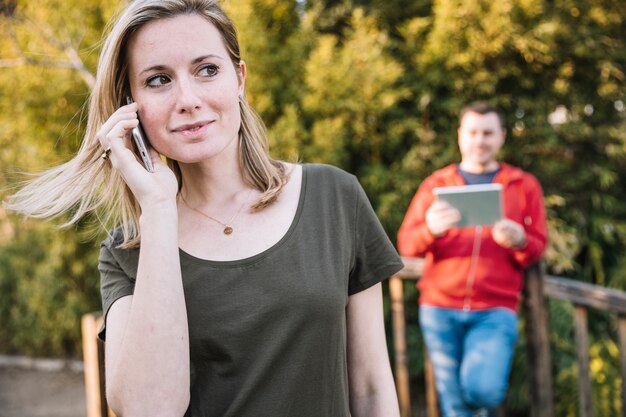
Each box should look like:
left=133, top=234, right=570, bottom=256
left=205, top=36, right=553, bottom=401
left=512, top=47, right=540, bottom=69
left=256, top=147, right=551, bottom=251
left=522, top=263, right=554, bottom=417
left=423, top=348, right=439, bottom=417
left=573, top=305, right=594, bottom=417
left=82, top=313, right=108, bottom=417
left=390, top=276, right=412, bottom=417
left=617, top=315, right=626, bottom=417
left=82, top=312, right=115, bottom=417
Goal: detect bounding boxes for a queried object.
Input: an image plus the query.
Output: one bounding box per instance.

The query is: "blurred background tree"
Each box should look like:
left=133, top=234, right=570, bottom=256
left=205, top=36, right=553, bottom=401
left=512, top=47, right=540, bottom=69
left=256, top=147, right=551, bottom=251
left=1, top=0, right=625, bottom=415
left=0, top=0, right=115, bottom=357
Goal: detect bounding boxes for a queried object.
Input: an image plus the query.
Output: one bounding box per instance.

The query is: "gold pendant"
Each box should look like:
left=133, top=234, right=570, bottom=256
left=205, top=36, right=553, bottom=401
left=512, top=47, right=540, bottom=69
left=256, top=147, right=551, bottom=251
left=223, top=226, right=233, bottom=235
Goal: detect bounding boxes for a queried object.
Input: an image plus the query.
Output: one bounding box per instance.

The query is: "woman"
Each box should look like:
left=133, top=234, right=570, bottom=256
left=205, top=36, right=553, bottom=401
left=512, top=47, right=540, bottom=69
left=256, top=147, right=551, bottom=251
left=5, top=1, right=403, bottom=416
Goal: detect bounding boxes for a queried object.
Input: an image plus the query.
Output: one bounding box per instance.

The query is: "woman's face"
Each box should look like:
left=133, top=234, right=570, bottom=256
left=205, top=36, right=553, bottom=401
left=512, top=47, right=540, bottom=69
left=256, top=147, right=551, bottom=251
left=126, top=14, right=245, bottom=164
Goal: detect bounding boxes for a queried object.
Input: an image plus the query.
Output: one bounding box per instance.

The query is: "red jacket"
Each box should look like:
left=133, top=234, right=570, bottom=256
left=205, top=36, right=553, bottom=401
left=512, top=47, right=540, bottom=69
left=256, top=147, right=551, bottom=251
left=397, top=163, right=548, bottom=312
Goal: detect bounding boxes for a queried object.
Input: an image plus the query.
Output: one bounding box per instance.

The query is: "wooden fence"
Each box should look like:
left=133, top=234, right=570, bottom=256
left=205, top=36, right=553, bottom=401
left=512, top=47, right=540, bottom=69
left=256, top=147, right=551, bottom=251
left=390, top=257, right=626, bottom=417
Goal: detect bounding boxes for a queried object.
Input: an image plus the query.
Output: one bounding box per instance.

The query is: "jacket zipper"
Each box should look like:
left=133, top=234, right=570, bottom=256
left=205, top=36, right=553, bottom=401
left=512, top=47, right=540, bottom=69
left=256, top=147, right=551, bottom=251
left=463, top=225, right=483, bottom=311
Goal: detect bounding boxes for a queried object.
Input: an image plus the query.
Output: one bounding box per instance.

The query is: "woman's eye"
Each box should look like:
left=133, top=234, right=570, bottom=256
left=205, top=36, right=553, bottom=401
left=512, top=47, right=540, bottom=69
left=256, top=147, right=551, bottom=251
left=199, top=64, right=219, bottom=78
left=146, top=74, right=171, bottom=87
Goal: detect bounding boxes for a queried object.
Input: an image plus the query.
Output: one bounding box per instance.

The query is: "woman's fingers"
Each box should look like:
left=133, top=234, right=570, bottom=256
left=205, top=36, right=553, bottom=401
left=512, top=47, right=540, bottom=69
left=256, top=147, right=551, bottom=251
left=97, top=102, right=138, bottom=152
left=97, top=103, right=152, bottom=173
left=96, top=102, right=178, bottom=206
left=105, top=119, right=140, bottom=169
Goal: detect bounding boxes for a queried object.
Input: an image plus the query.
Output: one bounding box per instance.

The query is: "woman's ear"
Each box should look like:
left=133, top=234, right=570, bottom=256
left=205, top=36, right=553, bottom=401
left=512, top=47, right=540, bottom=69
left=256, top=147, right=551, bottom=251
left=238, top=60, right=247, bottom=97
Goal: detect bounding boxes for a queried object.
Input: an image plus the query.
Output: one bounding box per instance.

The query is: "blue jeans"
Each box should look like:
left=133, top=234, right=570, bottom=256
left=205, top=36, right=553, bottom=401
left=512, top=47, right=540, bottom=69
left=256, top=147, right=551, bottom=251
left=419, top=305, right=518, bottom=417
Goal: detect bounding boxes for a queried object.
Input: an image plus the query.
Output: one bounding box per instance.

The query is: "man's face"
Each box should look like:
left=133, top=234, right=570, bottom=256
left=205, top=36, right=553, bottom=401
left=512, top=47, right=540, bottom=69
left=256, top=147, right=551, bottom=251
left=457, top=111, right=505, bottom=172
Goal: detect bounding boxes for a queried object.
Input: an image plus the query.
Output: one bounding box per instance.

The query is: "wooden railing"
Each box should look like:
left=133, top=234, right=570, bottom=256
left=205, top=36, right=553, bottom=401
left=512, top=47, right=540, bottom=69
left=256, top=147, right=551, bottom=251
left=390, top=257, right=626, bottom=417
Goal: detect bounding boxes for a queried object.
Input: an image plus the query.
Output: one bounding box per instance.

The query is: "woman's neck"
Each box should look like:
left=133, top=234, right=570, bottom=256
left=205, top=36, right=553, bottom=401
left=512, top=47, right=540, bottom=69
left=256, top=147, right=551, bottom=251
left=178, top=155, right=250, bottom=206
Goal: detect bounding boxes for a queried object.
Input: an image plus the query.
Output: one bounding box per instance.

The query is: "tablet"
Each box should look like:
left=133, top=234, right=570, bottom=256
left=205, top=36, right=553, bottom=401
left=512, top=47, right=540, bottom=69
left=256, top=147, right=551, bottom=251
left=433, top=183, right=503, bottom=227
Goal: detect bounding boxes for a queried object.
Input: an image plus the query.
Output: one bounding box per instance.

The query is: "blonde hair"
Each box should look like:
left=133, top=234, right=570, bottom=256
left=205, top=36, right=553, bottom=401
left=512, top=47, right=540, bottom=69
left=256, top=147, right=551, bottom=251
left=5, top=0, right=288, bottom=248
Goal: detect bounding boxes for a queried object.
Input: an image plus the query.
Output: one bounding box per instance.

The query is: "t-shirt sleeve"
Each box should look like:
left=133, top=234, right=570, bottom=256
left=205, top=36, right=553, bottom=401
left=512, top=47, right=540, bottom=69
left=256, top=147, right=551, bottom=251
left=97, top=235, right=138, bottom=341
left=348, top=179, right=404, bottom=295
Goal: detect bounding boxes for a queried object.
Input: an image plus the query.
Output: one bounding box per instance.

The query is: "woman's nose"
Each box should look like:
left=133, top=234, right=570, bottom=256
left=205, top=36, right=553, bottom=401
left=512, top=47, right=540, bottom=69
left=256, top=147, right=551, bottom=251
left=175, top=78, right=202, bottom=113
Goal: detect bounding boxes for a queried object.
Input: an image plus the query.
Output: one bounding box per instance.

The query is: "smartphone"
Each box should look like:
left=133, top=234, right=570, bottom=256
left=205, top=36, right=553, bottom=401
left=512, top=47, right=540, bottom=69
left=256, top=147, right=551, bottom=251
left=125, top=96, right=154, bottom=173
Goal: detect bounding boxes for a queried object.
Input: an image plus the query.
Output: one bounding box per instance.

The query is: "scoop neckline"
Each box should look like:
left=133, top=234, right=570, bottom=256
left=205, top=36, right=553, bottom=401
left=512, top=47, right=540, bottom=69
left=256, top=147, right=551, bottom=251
left=178, top=164, right=308, bottom=268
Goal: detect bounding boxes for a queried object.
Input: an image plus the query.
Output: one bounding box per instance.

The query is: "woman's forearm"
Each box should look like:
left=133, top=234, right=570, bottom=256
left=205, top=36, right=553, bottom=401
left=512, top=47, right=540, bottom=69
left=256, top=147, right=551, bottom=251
left=350, top=373, right=400, bottom=417
left=107, top=201, right=190, bottom=416
left=347, top=284, right=401, bottom=417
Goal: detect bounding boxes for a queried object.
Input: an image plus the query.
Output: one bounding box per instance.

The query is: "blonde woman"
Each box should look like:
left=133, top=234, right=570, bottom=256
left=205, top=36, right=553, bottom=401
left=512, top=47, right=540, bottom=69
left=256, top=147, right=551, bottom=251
left=5, top=1, right=403, bottom=416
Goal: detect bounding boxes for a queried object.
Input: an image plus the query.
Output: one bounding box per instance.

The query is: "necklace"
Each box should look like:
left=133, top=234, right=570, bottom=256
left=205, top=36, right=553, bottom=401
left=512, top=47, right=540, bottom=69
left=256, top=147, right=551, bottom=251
left=180, top=189, right=253, bottom=235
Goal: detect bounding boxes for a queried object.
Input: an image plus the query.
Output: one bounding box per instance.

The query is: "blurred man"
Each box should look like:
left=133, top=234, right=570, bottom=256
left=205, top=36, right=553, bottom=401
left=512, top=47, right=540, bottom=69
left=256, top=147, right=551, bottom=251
left=397, top=102, right=548, bottom=417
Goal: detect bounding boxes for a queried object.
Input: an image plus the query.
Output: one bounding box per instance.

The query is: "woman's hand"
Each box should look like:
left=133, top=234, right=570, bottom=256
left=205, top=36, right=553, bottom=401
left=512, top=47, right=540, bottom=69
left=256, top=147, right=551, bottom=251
left=97, top=102, right=178, bottom=207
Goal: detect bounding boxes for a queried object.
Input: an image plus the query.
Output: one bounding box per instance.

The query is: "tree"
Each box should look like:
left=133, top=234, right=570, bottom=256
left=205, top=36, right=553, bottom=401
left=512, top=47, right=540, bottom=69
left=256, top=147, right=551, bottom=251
left=224, top=0, right=306, bottom=126
left=281, top=7, right=415, bottom=237
left=0, top=0, right=115, bottom=357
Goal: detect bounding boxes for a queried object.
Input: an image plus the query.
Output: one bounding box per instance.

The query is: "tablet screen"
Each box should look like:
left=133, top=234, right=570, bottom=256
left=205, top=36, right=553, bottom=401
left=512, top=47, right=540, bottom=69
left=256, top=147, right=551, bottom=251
left=433, top=183, right=503, bottom=227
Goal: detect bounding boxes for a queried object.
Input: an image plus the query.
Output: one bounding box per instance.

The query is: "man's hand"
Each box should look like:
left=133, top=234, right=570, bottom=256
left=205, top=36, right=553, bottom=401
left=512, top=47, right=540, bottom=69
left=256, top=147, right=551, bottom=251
left=425, top=200, right=461, bottom=238
left=492, top=219, right=526, bottom=248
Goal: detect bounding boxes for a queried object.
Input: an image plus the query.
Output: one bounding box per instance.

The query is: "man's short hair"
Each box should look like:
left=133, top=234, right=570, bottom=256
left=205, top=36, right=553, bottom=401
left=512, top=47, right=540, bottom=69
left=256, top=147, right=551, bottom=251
left=459, top=102, right=506, bottom=129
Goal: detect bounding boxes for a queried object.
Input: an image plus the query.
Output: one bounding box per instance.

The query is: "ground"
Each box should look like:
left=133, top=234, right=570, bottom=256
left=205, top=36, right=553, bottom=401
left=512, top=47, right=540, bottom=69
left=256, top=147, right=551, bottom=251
left=0, top=366, right=86, bottom=417
left=0, top=359, right=428, bottom=417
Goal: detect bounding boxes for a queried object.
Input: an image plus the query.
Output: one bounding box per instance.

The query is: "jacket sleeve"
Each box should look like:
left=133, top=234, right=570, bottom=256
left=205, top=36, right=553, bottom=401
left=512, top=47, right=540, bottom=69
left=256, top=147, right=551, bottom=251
left=508, top=175, right=548, bottom=268
left=397, top=179, right=437, bottom=257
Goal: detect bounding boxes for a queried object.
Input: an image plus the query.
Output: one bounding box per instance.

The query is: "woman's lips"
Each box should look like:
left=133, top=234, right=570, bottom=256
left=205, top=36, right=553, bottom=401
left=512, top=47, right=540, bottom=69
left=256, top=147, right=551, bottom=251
left=172, top=121, right=212, bottom=137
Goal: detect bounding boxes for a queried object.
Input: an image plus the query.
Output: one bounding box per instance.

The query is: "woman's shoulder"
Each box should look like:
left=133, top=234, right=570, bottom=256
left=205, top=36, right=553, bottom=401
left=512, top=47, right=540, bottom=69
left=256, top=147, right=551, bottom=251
left=301, top=163, right=358, bottom=188
left=100, top=227, right=139, bottom=257
left=299, top=163, right=366, bottom=210
left=99, top=226, right=140, bottom=277
left=102, top=227, right=123, bottom=247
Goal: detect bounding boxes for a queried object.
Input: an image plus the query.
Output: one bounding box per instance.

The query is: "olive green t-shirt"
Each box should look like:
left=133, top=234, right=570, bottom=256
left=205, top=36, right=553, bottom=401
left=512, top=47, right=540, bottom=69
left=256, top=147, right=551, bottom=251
left=98, top=163, right=404, bottom=417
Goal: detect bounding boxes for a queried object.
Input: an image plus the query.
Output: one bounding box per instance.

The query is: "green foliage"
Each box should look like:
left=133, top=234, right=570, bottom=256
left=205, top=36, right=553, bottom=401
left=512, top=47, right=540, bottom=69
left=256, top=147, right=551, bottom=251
left=0, top=217, right=101, bottom=357
left=0, top=0, right=112, bottom=357
left=302, top=9, right=407, bottom=161
left=224, top=0, right=306, bottom=126
left=545, top=301, right=624, bottom=417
